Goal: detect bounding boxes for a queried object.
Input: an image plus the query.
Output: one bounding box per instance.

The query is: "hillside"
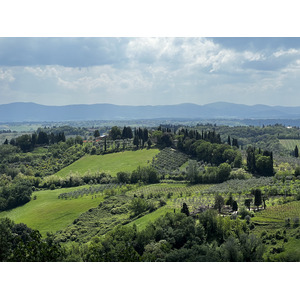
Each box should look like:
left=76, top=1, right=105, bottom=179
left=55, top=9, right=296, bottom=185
left=2, top=101, right=300, bottom=121
left=56, top=149, right=159, bottom=177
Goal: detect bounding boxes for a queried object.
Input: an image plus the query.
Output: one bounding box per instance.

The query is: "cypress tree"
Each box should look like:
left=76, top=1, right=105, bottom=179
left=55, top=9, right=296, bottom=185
left=232, top=200, right=238, bottom=212
left=254, top=189, right=262, bottom=210
left=295, top=145, right=299, bottom=158
left=227, top=135, right=231, bottom=146
left=181, top=203, right=190, bottom=216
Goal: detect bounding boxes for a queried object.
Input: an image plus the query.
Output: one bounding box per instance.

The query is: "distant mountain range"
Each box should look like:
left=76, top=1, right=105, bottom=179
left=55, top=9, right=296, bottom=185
left=1, top=101, right=300, bottom=122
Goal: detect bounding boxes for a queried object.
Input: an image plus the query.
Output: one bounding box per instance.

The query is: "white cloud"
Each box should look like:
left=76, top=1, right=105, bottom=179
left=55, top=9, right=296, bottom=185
left=273, top=48, right=300, bottom=57
left=0, top=69, right=15, bottom=82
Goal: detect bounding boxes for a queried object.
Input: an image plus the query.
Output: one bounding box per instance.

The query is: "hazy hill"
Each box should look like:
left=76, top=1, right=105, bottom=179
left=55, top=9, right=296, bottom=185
left=1, top=101, right=300, bottom=122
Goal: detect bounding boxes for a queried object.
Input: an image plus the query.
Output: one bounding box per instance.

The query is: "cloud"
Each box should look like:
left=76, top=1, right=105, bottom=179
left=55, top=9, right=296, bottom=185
left=1, top=37, right=300, bottom=106
left=0, top=68, right=15, bottom=82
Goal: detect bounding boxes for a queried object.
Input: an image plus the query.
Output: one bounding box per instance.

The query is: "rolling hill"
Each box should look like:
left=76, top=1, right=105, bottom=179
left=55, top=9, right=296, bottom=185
left=1, top=101, right=300, bottom=121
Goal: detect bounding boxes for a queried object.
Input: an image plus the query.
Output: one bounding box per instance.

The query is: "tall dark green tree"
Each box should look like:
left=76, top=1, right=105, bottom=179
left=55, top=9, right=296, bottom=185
left=181, top=203, right=190, bottom=216
left=254, top=189, right=262, bottom=210
left=226, top=193, right=234, bottom=206
left=104, top=137, right=107, bottom=152
left=244, top=198, right=252, bottom=211
left=121, top=126, right=133, bottom=139
left=232, top=138, right=239, bottom=148
left=232, top=201, right=238, bottom=212
left=227, top=135, right=231, bottom=146
left=109, top=126, right=122, bottom=140
left=133, top=135, right=139, bottom=149
left=37, top=131, right=49, bottom=145
left=16, top=134, right=33, bottom=152
left=295, top=145, right=299, bottom=158
left=94, top=130, right=100, bottom=138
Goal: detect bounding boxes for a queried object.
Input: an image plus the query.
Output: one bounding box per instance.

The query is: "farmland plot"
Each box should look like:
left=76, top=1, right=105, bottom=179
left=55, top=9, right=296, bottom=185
left=279, top=139, right=300, bottom=151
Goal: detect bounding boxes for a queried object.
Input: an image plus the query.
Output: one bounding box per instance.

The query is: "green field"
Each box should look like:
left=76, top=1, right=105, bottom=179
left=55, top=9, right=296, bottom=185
left=55, top=148, right=160, bottom=177
left=0, top=186, right=102, bottom=236
left=279, top=139, right=300, bottom=151
left=252, top=201, right=300, bottom=224
left=125, top=204, right=174, bottom=231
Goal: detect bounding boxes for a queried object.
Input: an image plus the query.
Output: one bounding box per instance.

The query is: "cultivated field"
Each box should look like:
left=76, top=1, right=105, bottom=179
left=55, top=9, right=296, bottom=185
left=252, top=201, right=300, bottom=224
left=55, top=148, right=159, bottom=177
left=279, top=139, right=300, bottom=151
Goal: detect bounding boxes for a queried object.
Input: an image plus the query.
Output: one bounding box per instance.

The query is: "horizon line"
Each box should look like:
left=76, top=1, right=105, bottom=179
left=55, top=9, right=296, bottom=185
left=1, top=101, right=300, bottom=108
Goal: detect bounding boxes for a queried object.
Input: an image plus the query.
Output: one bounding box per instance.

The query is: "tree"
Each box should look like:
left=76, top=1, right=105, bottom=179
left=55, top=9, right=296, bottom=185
left=254, top=189, right=262, bottom=210
left=133, top=135, right=139, bottom=149
left=232, top=138, right=239, bottom=148
left=117, top=171, right=131, bottom=183
left=227, top=135, right=231, bottom=146
left=157, top=133, right=173, bottom=149
left=16, top=134, right=33, bottom=152
left=121, top=126, right=133, bottom=139
left=244, top=198, right=252, bottom=211
left=262, top=196, right=267, bottom=210
left=129, top=198, right=149, bottom=216
left=10, top=138, right=16, bottom=146
left=217, top=163, right=231, bottom=182
left=295, top=166, right=300, bottom=177
left=104, top=137, right=107, bottom=152
left=75, top=135, right=83, bottom=145
left=94, top=130, right=100, bottom=138
left=0, top=218, right=65, bottom=262
left=256, top=155, right=273, bottom=176
left=295, top=145, right=299, bottom=158
left=214, top=194, right=224, bottom=213
left=246, top=147, right=256, bottom=173
left=147, top=139, right=152, bottom=149
left=109, top=126, right=122, bottom=140
left=232, top=200, right=238, bottom=212
left=181, top=203, right=190, bottom=216
left=226, top=193, right=234, bottom=206
left=37, top=131, right=49, bottom=145
left=187, top=160, right=198, bottom=183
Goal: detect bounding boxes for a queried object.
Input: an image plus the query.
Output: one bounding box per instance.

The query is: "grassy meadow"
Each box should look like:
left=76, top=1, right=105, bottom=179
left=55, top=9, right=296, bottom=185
left=56, top=148, right=160, bottom=177
left=0, top=186, right=103, bottom=236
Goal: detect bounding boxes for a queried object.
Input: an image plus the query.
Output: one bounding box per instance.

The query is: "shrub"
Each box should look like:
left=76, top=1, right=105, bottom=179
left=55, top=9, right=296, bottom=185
left=117, top=171, right=131, bottom=184
left=285, top=218, right=291, bottom=227
left=293, top=217, right=299, bottom=227
left=275, top=230, right=283, bottom=240
left=238, top=207, right=251, bottom=220
left=271, top=238, right=277, bottom=245
left=129, top=197, right=149, bottom=217
left=159, top=199, right=167, bottom=207
left=245, top=215, right=251, bottom=224
left=261, top=230, right=267, bottom=237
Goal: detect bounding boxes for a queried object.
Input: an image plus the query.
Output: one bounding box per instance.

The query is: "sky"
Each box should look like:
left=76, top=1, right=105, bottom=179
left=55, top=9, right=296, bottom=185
left=1, top=37, right=300, bottom=107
